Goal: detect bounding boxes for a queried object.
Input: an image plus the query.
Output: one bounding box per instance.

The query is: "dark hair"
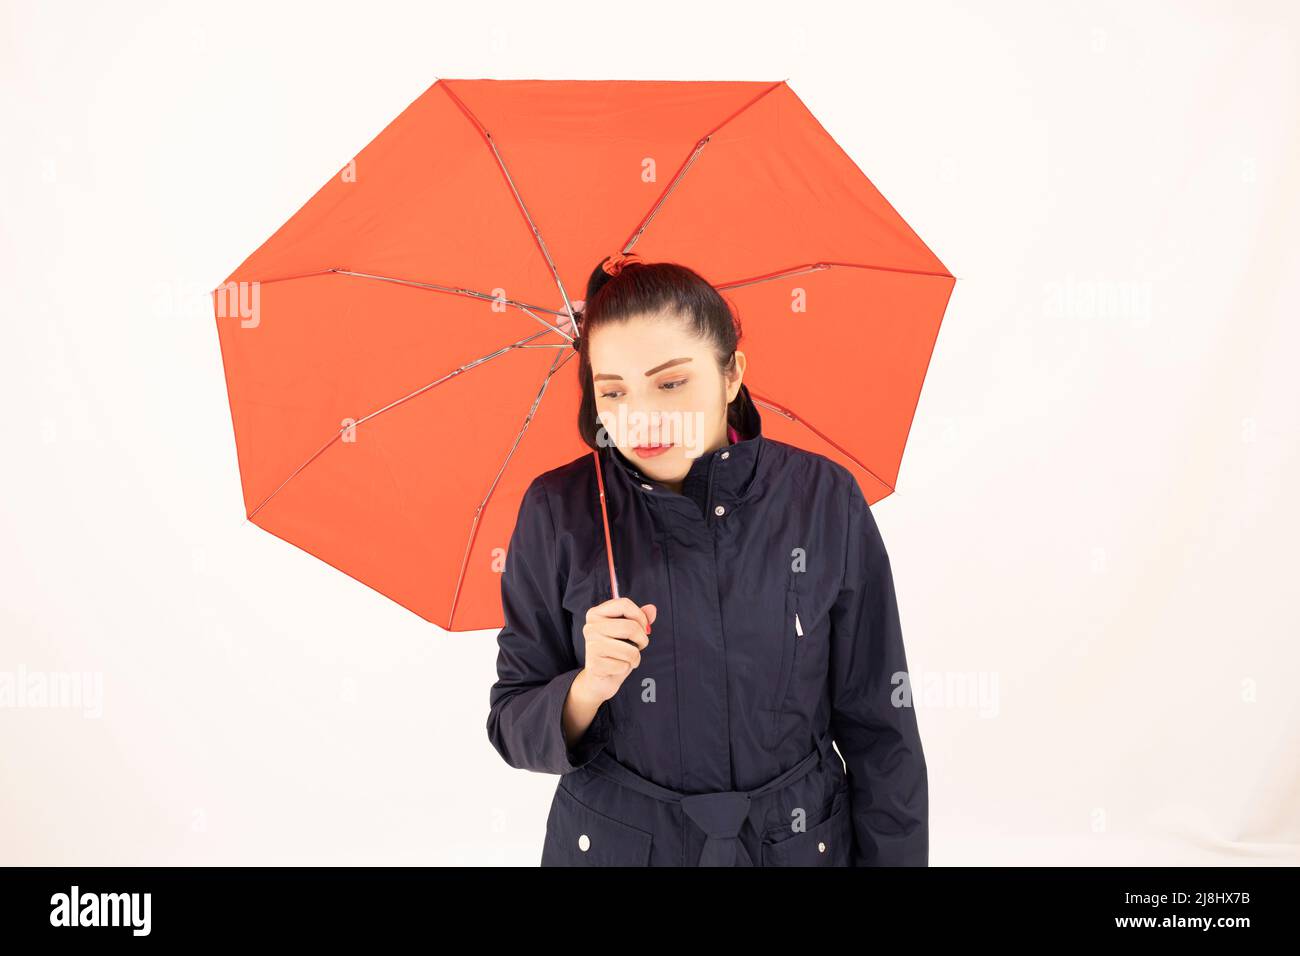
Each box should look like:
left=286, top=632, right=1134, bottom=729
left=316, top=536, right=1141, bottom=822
left=573, top=256, right=752, bottom=451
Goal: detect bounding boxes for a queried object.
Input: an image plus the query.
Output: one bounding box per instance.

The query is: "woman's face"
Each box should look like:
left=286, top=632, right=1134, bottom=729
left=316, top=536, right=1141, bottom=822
left=588, top=311, right=746, bottom=485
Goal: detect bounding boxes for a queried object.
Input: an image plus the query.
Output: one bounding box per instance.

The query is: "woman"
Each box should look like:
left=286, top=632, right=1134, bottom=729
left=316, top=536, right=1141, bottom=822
left=486, top=254, right=928, bottom=866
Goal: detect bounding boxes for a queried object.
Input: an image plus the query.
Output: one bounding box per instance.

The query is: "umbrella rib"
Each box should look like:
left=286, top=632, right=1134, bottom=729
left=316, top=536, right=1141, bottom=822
left=446, top=347, right=578, bottom=631
left=224, top=268, right=576, bottom=334
left=210, top=268, right=336, bottom=293
left=330, top=269, right=573, bottom=320
left=245, top=325, right=562, bottom=522
left=716, top=260, right=954, bottom=291
left=748, top=391, right=896, bottom=494
left=439, top=81, right=579, bottom=326
left=621, top=79, right=786, bottom=254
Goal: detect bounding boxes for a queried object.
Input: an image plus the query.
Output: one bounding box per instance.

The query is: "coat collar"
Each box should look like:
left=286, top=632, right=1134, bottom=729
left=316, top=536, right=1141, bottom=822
left=601, top=383, right=767, bottom=511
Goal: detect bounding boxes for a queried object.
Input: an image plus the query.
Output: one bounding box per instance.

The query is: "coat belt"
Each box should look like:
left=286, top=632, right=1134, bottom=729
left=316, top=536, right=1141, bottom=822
left=584, top=732, right=833, bottom=866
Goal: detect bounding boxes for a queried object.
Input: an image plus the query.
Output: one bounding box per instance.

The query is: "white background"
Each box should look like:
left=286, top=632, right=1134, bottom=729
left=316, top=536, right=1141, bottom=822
left=1, top=0, right=1297, bottom=865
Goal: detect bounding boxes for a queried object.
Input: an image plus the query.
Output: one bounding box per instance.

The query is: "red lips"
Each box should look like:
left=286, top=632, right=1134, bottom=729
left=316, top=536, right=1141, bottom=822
left=632, top=443, right=674, bottom=459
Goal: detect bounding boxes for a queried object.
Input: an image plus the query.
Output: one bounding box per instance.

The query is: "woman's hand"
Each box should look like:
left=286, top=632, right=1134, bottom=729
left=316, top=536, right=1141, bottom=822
left=578, top=597, right=657, bottom=703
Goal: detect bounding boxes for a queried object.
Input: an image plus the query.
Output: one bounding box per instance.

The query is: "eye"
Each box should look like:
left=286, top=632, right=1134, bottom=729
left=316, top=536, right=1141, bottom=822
left=599, top=378, right=685, bottom=400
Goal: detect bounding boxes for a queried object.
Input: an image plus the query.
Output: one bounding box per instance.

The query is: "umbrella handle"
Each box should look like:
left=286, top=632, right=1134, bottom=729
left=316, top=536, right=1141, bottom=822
left=591, top=449, right=620, bottom=602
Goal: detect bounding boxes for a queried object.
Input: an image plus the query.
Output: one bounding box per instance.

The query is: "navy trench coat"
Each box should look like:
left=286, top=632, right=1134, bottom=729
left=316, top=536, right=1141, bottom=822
left=486, top=389, right=928, bottom=866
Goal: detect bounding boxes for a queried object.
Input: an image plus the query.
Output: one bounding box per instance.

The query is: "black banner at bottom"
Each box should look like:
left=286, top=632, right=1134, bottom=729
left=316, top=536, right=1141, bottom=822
left=0, top=866, right=1287, bottom=942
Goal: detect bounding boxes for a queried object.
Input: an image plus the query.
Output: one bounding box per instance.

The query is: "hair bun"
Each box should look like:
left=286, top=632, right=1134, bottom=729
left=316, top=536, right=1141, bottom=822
left=602, top=252, right=642, bottom=277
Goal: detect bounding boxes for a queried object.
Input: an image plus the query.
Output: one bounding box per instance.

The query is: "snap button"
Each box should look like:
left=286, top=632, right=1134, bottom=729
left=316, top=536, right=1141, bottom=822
left=721, top=450, right=729, bottom=459
left=578, top=834, right=590, bottom=851
left=714, top=504, right=726, bottom=516
left=640, top=483, right=653, bottom=491
left=818, top=841, right=826, bottom=853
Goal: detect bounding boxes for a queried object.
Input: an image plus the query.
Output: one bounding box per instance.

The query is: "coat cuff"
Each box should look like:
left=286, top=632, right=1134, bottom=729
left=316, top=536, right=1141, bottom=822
left=552, top=668, right=615, bottom=773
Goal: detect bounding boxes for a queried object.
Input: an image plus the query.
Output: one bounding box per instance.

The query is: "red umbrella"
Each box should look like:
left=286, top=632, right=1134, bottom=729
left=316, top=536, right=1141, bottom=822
left=211, top=78, right=955, bottom=630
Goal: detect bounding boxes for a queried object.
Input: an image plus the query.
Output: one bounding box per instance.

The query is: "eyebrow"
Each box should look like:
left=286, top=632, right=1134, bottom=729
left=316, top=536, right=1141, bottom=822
left=593, top=357, right=693, bottom=382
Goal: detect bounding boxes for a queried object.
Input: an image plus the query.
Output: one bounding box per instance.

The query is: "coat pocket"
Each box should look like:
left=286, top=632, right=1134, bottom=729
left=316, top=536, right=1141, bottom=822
left=759, top=787, right=852, bottom=866
left=765, top=585, right=804, bottom=744
left=540, top=782, right=654, bottom=866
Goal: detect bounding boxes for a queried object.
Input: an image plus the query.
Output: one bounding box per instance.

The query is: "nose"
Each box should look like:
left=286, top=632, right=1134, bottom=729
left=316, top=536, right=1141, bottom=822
left=625, top=410, right=675, bottom=448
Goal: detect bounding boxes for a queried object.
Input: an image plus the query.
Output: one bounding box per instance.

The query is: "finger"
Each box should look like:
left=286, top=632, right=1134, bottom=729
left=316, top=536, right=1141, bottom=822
left=588, top=656, right=634, bottom=681
left=583, top=619, right=647, bottom=656
left=598, top=616, right=649, bottom=649
left=588, top=596, right=649, bottom=633
left=590, top=634, right=643, bottom=671
left=583, top=652, right=626, bottom=680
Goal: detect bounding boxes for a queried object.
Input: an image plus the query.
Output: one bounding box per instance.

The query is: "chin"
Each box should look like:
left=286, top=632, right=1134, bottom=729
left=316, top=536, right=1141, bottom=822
left=628, top=444, right=684, bottom=475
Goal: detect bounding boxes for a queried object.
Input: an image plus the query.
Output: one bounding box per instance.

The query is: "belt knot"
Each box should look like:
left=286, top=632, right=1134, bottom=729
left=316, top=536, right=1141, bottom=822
left=680, top=791, right=754, bottom=866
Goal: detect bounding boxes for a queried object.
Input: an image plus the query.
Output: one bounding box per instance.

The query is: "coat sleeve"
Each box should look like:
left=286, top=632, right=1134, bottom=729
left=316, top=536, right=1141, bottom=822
left=827, top=474, right=929, bottom=866
left=486, top=475, right=615, bottom=775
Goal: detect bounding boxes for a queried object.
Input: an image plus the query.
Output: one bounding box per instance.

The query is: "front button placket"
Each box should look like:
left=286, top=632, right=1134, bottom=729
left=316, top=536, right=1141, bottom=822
left=644, top=448, right=733, bottom=794
left=602, top=424, right=765, bottom=802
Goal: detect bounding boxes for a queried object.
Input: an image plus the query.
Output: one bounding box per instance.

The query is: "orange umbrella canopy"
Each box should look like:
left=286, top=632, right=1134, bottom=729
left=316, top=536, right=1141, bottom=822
left=211, top=78, right=955, bottom=631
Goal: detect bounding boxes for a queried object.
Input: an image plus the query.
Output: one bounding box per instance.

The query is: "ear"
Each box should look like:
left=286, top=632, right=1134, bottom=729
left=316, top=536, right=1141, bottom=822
left=725, top=350, right=747, bottom=403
